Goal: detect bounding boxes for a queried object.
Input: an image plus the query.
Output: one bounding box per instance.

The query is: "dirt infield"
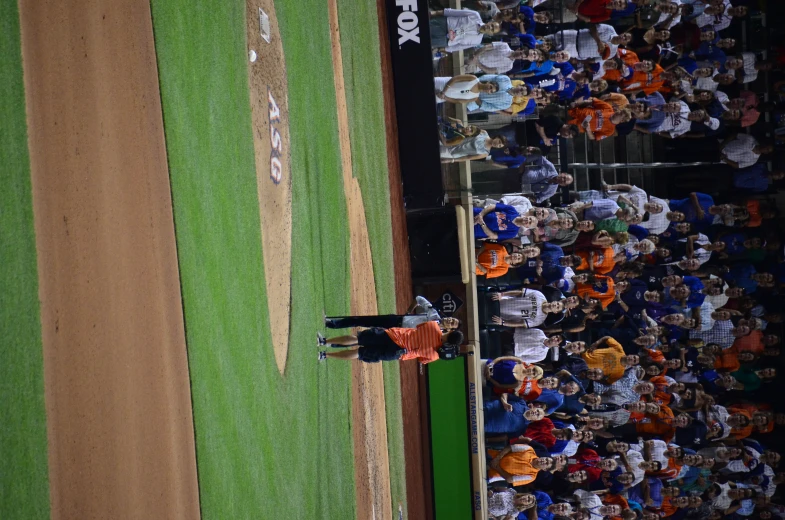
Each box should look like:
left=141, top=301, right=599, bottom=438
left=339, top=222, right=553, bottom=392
left=18, top=0, right=200, bottom=518
left=327, top=1, right=394, bottom=518
left=374, top=1, right=432, bottom=519
left=245, top=0, right=293, bottom=374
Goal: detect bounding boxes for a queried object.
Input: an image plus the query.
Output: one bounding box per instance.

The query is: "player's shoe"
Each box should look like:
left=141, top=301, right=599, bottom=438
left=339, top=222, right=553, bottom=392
left=318, top=351, right=327, bottom=362
left=317, top=332, right=327, bottom=346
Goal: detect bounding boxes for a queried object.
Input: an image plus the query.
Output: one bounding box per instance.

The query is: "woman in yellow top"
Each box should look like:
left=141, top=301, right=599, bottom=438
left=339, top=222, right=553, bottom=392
left=475, top=243, right=540, bottom=278
left=580, top=335, right=640, bottom=384
left=505, top=80, right=536, bottom=116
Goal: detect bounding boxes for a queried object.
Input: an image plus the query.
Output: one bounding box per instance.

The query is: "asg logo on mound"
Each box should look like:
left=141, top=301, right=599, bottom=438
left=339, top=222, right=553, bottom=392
left=268, top=87, right=284, bottom=184
left=395, top=0, right=421, bottom=46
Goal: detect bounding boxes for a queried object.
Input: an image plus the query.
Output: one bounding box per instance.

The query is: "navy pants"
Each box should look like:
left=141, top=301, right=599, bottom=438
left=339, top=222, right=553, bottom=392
left=326, top=315, right=404, bottom=329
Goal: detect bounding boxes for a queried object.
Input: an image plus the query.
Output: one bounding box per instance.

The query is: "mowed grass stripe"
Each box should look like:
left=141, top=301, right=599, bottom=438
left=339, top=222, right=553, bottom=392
left=334, top=0, right=407, bottom=516
left=150, top=0, right=356, bottom=518
left=0, top=0, right=51, bottom=518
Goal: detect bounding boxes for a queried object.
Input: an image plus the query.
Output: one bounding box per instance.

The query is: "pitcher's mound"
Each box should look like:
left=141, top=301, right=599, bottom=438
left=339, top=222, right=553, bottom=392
left=247, top=1, right=291, bottom=374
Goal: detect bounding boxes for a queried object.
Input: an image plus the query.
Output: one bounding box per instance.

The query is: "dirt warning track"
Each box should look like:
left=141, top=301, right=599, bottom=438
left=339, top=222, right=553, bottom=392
left=19, top=0, right=200, bottom=518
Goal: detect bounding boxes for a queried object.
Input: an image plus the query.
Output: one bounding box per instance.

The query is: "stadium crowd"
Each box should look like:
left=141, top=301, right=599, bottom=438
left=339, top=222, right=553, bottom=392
left=425, top=0, right=785, bottom=518
left=431, top=0, right=778, bottom=169
left=320, top=1, right=784, bottom=518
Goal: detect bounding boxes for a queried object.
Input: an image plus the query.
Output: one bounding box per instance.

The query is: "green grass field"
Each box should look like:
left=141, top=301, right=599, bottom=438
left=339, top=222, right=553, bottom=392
left=0, top=0, right=51, bottom=518
left=1, top=0, right=404, bottom=517
left=149, top=0, right=406, bottom=518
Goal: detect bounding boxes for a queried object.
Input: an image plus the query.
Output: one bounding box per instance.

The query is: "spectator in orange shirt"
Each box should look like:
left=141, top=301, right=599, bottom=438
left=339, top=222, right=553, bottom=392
left=493, top=376, right=544, bottom=401
left=318, top=321, right=463, bottom=364
left=601, top=49, right=641, bottom=83
left=725, top=408, right=754, bottom=440
left=575, top=246, right=618, bottom=274
left=568, top=98, right=632, bottom=141
left=487, top=443, right=561, bottom=486
left=602, top=494, right=630, bottom=520
left=713, top=344, right=741, bottom=372
left=733, top=329, right=764, bottom=355
left=744, top=199, right=763, bottom=227
left=608, top=404, right=685, bottom=443
left=575, top=273, right=617, bottom=309
left=620, top=64, right=666, bottom=96
left=727, top=404, right=773, bottom=437
left=475, top=243, right=539, bottom=278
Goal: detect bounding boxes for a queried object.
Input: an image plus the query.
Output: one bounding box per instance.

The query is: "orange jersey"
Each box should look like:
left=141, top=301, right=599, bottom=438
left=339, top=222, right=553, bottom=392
left=734, top=330, right=764, bottom=355
left=568, top=100, right=616, bottom=140
left=621, top=64, right=665, bottom=95
left=576, top=275, right=616, bottom=309
left=658, top=496, right=679, bottom=518
left=631, top=404, right=676, bottom=442
left=726, top=405, right=753, bottom=440
left=728, top=403, right=773, bottom=435
left=476, top=243, right=511, bottom=278
left=386, top=321, right=443, bottom=364
left=746, top=199, right=762, bottom=227
left=488, top=445, right=540, bottom=486
left=603, top=494, right=629, bottom=520
left=603, top=48, right=640, bottom=82
left=577, top=247, right=616, bottom=274
left=492, top=377, right=542, bottom=401
left=649, top=375, right=674, bottom=405
left=714, top=344, right=741, bottom=372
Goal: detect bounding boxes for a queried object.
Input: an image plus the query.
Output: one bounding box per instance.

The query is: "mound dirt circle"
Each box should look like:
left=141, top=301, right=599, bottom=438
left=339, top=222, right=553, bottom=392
left=246, top=0, right=292, bottom=374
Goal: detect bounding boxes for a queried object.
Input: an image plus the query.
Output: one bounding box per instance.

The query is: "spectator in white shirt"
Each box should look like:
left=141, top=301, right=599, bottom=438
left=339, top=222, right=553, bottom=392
left=639, top=197, right=671, bottom=233
left=634, top=439, right=673, bottom=467
left=429, top=8, right=500, bottom=53
left=720, top=133, right=773, bottom=169
left=545, top=25, right=631, bottom=63
left=734, top=52, right=772, bottom=84
left=659, top=103, right=713, bottom=139
left=574, top=184, right=664, bottom=224
left=619, top=449, right=658, bottom=486
left=695, top=72, right=737, bottom=92
left=693, top=3, right=747, bottom=31
left=514, top=329, right=563, bottom=363
left=464, top=42, right=530, bottom=74
left=468, top=0, right=500, bottom=21
left=713, top=4, right=748, bottom=31
left=573, top=490, right=621, bottom=520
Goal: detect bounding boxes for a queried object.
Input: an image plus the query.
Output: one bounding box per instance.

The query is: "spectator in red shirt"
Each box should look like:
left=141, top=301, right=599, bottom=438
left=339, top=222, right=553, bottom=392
left=574, top=0, right=630, bottom=23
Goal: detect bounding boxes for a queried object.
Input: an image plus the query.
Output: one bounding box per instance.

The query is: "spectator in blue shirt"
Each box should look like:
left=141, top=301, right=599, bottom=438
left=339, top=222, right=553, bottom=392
left=518, top=243, right=579, bottom=284
left=694, top=39, right=735, bottom=68
left=521, top=156, right=574, bottom=203
left=723, top=264, right=773, bottom=294
left=474, top=204, right=537, bottom=241
left=668, top=192, right=716, bottom=229
left=733, top=164, right=784, bottom=193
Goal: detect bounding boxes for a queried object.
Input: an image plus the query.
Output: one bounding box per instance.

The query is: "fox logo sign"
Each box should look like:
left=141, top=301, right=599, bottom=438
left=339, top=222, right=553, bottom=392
left=395, top=0, right=421, bottom=46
